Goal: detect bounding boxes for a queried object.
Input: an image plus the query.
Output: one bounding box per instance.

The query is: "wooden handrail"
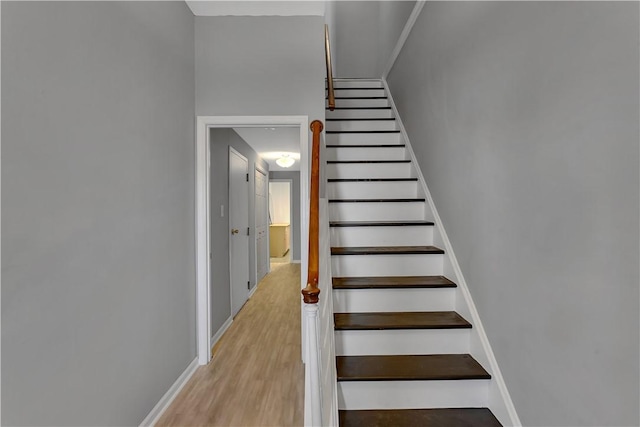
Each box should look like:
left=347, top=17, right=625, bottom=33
left=302, top=120, right=323, bottom=304
left=325, top=25, right=335, bottom=111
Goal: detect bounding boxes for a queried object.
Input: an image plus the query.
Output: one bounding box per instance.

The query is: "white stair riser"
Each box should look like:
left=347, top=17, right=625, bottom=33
left=327, top=181, right=418, bottom=199
left=332, top=89, right=386, bottom=98
left=326, top=120, right=398, bottom=132
left=330, top=98, right=390, bottom=108
left=332, top=253, right=443, bottom=277
left=327, top=163, right=412, bottom=179
left=329, top=202, right=425, bottom=222
left=326, top=132, right=402, bottom=145
left=326, top=109, right=393, bottom=119
left=331, top=79, right=383, bottom=89
left=333, top=287, right=454, bottom=312
left=338, top=380, right=489, bottom=410
left=325, top=147, right=406, bottom=161
left=335, top=329, right=471, bottom=356
left=330, top=226, right=434, bottom=247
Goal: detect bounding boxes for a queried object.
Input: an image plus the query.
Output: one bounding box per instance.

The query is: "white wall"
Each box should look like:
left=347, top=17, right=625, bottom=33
left=270, top=181, right=291, bottom=224
left=387, top=2, right=639, bottom=426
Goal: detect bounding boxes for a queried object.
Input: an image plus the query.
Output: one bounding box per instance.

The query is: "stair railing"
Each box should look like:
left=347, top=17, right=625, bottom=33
left=325, top=24, right=335, bottom=111
left=302, top=120, right=323, bottom=426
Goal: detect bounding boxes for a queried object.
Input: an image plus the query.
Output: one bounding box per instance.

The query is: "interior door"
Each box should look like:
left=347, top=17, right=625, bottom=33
left=229, top=148, right=249, bottom=317
left=255, top=167, right=269, bottom=282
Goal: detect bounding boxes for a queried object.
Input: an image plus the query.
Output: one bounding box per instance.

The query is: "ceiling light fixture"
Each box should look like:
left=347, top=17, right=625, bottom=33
left=276, top=154, right=295, bottom=168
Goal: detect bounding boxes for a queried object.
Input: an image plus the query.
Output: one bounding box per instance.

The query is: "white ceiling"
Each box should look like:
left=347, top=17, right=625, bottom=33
left=186, top=1, right=326, bottom=17
left=233, top=127, right=301, bottom=171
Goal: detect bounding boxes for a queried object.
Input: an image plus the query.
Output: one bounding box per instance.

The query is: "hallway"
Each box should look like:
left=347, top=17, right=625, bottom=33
left=157, top=264, right=304, bottom=426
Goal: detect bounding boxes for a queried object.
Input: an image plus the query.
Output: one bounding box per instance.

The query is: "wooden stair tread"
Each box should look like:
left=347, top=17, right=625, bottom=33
left=329, top=198, right=424, bottom=203
left=337, top=354, right=491, bottom=381
left=330, top=220, right=434, bottom=227
left=332, top=246, right=444, bottom=255
left=327, top=107, right=392, bottom=110
left=327, top=160, right=411, bottom=164
left=326, top=144, right=405, bottom=148
left=334, top=311, right=471, bottom=330
left=326, top=130, right=400, bottom=134
left=333, top=276, right=457, bottom=289
left=328, top=178, right=417, bottom=182
left=339, top=408, right=502, bottom=427
left=326, top=118, right=396, bottom=121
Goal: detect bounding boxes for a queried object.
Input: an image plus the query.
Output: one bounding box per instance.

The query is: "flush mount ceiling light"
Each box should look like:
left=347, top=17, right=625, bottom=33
left=276, top=154, right=295, bottom=168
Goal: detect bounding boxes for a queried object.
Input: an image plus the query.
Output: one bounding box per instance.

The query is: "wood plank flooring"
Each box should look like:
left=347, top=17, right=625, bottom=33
left=156, top=263, right=303, bottom=427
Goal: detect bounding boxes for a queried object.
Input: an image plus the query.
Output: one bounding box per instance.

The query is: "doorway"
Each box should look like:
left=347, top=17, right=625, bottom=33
left=269, top=180, right=293, bottom=269
left=196, top=116, right=310, bottom=365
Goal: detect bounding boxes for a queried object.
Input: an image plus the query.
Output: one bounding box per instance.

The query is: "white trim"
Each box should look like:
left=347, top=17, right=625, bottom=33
left=383, top=79, right=522, bottom=427
left=139, top=358, right=199, bottom=427
left=248, top=283, right=259, bottom=299
left=196, top=116, right=309, bottom=366
left=254, top=165, right=269, bottom=285
left=381, top=1, right=426, bottom=80
left=292, top=260, right=302, bottom=264
left=210, top=316, right=234, bottom=351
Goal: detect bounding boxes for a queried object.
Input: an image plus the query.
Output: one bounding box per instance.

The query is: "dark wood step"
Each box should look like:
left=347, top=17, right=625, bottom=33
left=328, top=198, right=424, bottom=203
left=327, top=107, right=391, bottom=110
left=332, top=87, right=384, bottom=90
left=332, top=246, right=444, bottom=256
left=337, top=354, right=491, bottom=381
left=330, top=220, right=434, bottom=227
left=326, top=144, right=405, bottom=148
left=335, top=311, right=471, bottom=330
left=326, top=118, right=396, bottom=121
left=339, top=408, right=502, bottom=427
left=327, top=160, right=411, bottom=164
left=333, top=276, right=457, bottom=290
left=330, top=96, right=388, bottom=100
left=327, top=130, right=400, bottom=134
left=328, top=178, right=417, bottom=182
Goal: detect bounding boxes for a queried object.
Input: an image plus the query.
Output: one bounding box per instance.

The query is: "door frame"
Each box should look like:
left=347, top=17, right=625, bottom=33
left=254, top=163, right=269, bottom=287
left=196, top=115, right=309, bottom=365
left=268, top=178, right=294, bottom=264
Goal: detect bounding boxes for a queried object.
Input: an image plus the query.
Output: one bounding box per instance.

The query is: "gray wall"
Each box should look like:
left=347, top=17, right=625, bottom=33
left=2, top=2, right=195, bottom=425
left=195, top=16, right=324, bottom=119
left=269, top=171, right=302, bottom=261
left=327, top=1, right=416, bottom=77
left=387, top=2, right=639, bottom=426
left=209, top=128, right=269, bottom=335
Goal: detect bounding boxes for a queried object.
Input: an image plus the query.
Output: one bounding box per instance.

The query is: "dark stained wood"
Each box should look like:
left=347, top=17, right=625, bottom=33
left=301, top=120, right=323, bottom=304
left=328, top=198, right=424, bottom=203
left=326, top=130, right=400, bottom=134
left=331, top=246, right=444, bottom=255
left=332, top=87, right=385, bottom=91
left=333, top=276, right=457, bottom=289
left=328, top=178, right=417, bottom=182
left=327, top=160, right=412, bottom=164
left=330, top=96, right=388, bottom=100
left=330, top=220, right=434, bottom=227
left=339, top=408, right=502, bottom=427
left=326, top=144, right=405, bottom=148
left=334, top=311, right=471, bottom=330
left=336, top=354, right=491, bottom=381
left=326, top=118, right=396, bottom=121
left=327, top=107, right=392, bottom=110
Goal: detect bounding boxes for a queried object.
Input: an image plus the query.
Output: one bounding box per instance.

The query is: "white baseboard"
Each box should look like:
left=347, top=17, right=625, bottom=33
left=211, top=316, right=233, bottom=351
left=383, top=78, right=521, bottom=427
left=139, top=357, right=198, bottom=427
left=292, top=259, right=301, bottom=264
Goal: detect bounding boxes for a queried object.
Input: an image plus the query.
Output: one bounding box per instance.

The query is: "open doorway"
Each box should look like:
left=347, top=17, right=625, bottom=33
left=269, top=180, right=293, bottom=269
left=195, top=116, right=309, bottom=365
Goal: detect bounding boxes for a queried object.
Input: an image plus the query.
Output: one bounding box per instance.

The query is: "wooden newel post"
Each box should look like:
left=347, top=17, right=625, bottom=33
left=302, top=120, right=323, bottom=304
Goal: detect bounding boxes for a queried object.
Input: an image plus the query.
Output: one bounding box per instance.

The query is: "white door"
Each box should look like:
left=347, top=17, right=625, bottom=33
left=255, top=167, right=269, bottom=282
left=229, top=148, right=250, bottom=317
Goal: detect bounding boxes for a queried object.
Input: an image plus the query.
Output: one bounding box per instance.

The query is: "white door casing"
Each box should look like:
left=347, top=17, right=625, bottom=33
left=229, top=147, right=250, bottom=318
left=255, top=166, right=269, bottom=282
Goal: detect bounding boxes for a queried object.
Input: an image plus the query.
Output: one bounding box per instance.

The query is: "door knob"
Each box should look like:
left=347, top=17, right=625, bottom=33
left=231, top=228, right=239, bottom=235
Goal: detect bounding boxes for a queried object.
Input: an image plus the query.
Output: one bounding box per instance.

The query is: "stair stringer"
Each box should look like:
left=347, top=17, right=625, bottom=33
left=382, top=78, right=522, bottom=427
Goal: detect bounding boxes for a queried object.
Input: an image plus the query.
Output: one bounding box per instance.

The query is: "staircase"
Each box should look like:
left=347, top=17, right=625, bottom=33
left=325, top=78, right=502, bottom=427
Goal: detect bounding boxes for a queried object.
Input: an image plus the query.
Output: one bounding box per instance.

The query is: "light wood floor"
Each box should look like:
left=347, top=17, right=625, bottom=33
left=157, top=263, right=304, bottom=427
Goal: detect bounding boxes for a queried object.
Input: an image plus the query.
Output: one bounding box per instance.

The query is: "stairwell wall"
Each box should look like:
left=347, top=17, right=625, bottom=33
left=387, top=2, right=639, bottom=426
left=2, top=2, right=196, bottom=425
